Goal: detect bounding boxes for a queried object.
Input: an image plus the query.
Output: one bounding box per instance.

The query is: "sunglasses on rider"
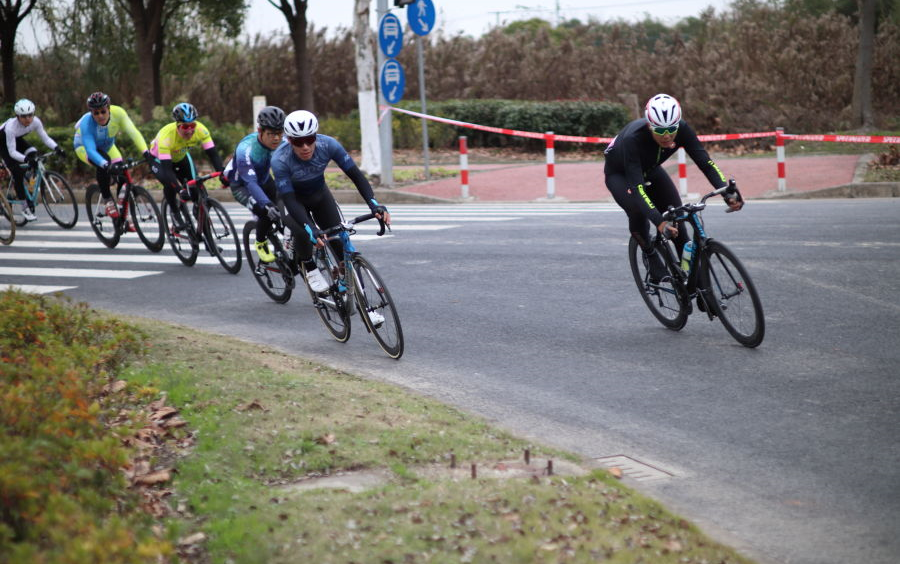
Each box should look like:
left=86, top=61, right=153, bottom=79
left=288, top=134, right=316, bottom=147
left=91, top=108, right=109, bottom=116
left=177, top=122, right=197, bottom=132
left=652, top=125, right=679, bottom=136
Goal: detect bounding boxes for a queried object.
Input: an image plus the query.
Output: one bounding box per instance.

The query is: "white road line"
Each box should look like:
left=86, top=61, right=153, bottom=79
left=0, top=267, right=163, bottom=279
left=0, top=252, right=222, bottom=265
left=6, top=240, right=166, bottom=250
left=2, top=284, right=78, bottom=294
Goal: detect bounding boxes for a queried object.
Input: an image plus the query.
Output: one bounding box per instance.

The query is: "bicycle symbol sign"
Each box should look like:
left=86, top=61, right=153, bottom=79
left=380, top=58, right=406, bottom=105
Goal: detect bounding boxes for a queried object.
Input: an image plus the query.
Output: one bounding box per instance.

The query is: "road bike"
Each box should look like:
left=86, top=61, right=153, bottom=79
left=244, top=211, right=403, bottom=358
left=84, top=158, right=164, bottom=252
left=0, top=186, right=13, bottom=244
left=2, top=151, right=77, bottom=229
left=160, top=171, right=241, bottom=274
left=628, top=181, right=765, bottom=348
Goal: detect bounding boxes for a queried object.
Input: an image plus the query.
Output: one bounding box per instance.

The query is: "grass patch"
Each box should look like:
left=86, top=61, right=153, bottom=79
left=2, top=292, right=756, bottom=563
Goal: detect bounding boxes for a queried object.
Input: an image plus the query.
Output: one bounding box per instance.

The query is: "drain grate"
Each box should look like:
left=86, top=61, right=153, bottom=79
left=594, top=455, right=673, bottom=482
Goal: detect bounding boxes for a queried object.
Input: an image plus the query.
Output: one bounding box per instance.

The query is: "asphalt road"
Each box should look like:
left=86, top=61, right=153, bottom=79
left=2, top=198, right=899, bottom=564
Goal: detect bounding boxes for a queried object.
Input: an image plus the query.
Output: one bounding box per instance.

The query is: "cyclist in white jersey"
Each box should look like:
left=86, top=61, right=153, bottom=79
left=0, top=99, right=65, bottom=221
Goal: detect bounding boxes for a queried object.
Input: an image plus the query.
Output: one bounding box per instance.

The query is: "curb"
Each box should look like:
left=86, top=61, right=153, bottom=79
left=763, top=182, right=900, bottom=199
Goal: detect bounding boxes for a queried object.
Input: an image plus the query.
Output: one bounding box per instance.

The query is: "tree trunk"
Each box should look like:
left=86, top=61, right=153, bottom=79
left=354, top=0, right=380, bottom=176
left=1, top=20, right=16, bottom=103
left=851, top=0, right=876, bottom=130
left=126, top=0, right=165, bottom=121
left=287, top=0, right=313, bottom=110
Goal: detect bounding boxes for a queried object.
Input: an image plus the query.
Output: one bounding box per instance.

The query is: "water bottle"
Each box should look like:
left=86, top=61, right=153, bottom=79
left=681, top=241, right=694, bottom=272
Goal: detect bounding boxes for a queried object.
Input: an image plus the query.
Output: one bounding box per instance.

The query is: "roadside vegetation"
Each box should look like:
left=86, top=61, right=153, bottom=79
left=0, top=290, right=756, bottom=563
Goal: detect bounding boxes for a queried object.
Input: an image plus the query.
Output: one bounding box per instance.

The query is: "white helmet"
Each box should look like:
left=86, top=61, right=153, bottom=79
left=644, top=94, right=682, bottom=128
left=284, top=110, right=319, bottom=138
left=14, top=99, right=35, bottom=116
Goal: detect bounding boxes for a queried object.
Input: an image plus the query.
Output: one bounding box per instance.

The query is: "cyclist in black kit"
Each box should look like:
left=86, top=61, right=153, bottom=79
left=604, top=93, right=742, bottom=282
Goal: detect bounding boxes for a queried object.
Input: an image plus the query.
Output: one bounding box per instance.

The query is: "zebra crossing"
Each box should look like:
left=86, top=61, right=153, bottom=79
left=0, top=202, right=622, bottom=294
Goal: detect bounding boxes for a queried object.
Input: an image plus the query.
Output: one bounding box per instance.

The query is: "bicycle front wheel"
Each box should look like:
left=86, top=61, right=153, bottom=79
left=308, top=244, right=351, bottom=342
left=243, top=220, right=295, bottom=303
left=161, top=198, right=199, bottom=266
left=628, top=236, right=689, bottom=331
left=40, top=171, right=78, bottom=228
left=85, top=184, right=121, bottom=248
left=350, top=254, right=403, bottom=359
left=204, top=198, right=241, bottom=274
left=700, top=240, right=765, bottom=348
left=0, top=191, right=14, bottom=244
left=129, top=185, right=164, bottom=252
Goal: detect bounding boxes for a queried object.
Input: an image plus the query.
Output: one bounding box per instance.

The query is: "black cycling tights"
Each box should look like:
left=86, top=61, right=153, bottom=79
left=281, top=189, right=344, bottom=267
left=606, top=165, right=688, bottom=252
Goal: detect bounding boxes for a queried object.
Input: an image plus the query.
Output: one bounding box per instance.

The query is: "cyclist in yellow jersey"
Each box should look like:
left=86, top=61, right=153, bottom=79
left=148, top=102, right=226, bottom=226
left=74, top=91, right=150, bottom=219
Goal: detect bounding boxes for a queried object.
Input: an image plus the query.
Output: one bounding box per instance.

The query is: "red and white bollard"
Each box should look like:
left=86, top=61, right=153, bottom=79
left=677, top=147, right=688, bottom=197
left=459, top=136, right=470, bottom=199
left=776, top=127, right=786, bottom=192
left=545, top=131, right=555, bottom=199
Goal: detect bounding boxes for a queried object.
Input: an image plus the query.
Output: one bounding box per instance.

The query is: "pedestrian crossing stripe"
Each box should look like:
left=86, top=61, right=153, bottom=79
left=0, top=252, right=222, bottom=265
left=0, top=267, right=162, bottom=279
left=2, top=284, right=77, bottom=295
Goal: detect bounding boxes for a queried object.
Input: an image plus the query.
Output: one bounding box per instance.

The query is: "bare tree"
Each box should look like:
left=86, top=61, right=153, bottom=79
left=851, top=0, right=876, bottom=129
left=0, top=0, right=38, bottom=104
left=268, top=0, right=314, bottom=110
left=118, top=0, right=245, bottom=121
left=354, top=0, right=379, bottom=175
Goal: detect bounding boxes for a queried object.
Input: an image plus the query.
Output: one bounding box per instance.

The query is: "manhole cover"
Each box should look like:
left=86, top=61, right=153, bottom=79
left=594, top=455, right=673, bottom=482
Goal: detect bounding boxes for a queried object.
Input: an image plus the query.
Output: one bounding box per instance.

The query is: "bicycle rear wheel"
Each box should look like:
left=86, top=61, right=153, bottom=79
left=0, top=192, right=14, bottom=244
left=700, top=240, right=765, bottom=348
left=7, top=177, right=28, bottom=227
left=161, top=198, right=199, bottom=266
left=350, top=254, right=403, bottom=359
left=308, top=244, right=351, bottom=342
left=85, top=184, right=121, bottom=248
left=204, top=198, right=241, bottom=274
left=40, top=171, right=78, bottom=228
left=243, top=220, right=295, bottom=303
left=628, top=236, right=689, bottom=330
left=129, top=185, right=164, bottom=252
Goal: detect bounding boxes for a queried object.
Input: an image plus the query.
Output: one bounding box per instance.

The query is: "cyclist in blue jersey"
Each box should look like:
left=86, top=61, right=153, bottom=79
left=604, top=93, right=742, bottom=282
left=224, top=106, right=285, bottom=263
left=74, top=91, right=150, bottom=220
left=271, top=110, right=389, bottom=302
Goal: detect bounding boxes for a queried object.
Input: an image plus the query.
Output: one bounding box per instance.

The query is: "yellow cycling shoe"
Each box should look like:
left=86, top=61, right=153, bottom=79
left=255, top=240, right=276, bottom=263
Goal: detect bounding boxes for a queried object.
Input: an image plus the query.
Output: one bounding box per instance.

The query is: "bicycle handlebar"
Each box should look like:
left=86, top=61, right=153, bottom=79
left=187, top=171, right=221, bottom=188
left=321, top=212, right=389, bottom=238
left=662, top=179, right=743, bottom=223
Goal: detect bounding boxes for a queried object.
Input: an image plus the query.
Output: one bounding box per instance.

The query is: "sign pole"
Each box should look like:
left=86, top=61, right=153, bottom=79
left=417, top=35, right=430, bottom=180
left=376, top=0, right=394, bottom=187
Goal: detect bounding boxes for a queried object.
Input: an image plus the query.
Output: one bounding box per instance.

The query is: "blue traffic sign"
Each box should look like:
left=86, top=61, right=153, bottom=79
left=380, top=58, right=406, bottom=105
left=378, top=13, right=403, bottom=58
left=407, top=0, right=436, bottom=36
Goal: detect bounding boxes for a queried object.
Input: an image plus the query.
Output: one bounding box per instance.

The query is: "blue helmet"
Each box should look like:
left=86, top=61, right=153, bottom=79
left=172, top=102, right=198, bottom=123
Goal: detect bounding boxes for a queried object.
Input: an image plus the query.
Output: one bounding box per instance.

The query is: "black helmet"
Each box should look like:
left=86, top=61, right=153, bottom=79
left=87, top=91, right=110, bottom=109
left=172, top=102, right=198, bottom=123
left=257, top=106, right=286, bottom=131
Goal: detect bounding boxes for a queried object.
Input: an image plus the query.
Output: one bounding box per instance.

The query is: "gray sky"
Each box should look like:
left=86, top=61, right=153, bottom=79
left=246, top=0, right=735, bottom=39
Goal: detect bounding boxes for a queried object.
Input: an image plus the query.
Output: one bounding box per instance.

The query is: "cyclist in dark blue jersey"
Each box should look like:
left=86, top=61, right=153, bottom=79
left=224, top=106, right=285, bottom=263
left=604, top=93, right=742, bottom=282
left=271, top=110, right=389, bottom=299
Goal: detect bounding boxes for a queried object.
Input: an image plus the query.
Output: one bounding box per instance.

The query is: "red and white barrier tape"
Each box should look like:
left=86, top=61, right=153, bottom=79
left=782, top=133, right=900, bottom=144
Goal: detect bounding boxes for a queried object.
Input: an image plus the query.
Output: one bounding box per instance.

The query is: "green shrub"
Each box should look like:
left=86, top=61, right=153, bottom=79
left=0, top=291, right=170, bottom=563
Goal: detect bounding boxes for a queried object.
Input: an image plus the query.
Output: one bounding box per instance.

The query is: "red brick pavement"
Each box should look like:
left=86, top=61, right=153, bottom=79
left=396, top=154, right=862, bottom=202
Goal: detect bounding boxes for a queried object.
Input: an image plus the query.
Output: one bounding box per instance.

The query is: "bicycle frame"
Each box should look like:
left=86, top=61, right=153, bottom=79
left=4, top=151, right=52, bottom=207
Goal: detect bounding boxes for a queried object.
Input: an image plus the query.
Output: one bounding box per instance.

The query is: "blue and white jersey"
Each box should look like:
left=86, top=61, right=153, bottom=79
left=271, top=134, right=357, bottom=196
left=224, top=133, right=276, bottom=205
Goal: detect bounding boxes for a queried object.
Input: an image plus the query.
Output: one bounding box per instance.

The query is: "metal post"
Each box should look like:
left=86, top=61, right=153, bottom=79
left=376, top=0, right=394, bottom=187
left=677, top=147, right=688, bottom=197
left=417, top=35, right=430, bottom=180
left=252, top=96, right=266, bottom=128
